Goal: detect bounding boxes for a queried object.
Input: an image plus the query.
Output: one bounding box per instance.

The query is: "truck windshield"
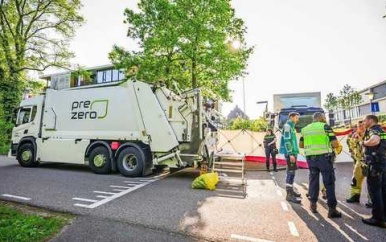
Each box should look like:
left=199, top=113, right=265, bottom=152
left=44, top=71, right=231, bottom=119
left=278, top=110, right=323, bottom=132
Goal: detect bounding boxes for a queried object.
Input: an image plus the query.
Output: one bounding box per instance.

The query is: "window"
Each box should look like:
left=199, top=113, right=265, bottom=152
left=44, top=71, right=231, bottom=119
left=105, top=70, right=112, bottom=82
left=31, top=106, right=37, bottom=122
left=16, top=106, right=37, bottom=126
left=119, top=70, right=125, bottom=80
left=97, top=71, right=104, bottom=83
left=112, top=70, right=119, bottom=81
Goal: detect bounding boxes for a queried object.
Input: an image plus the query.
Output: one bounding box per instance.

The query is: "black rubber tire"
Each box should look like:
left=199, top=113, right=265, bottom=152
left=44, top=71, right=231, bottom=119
left=89, top=146, right=112, bottom=174
left=117, top=147, right=144, bottom=177
left=17, top=143, right=39, bottom=167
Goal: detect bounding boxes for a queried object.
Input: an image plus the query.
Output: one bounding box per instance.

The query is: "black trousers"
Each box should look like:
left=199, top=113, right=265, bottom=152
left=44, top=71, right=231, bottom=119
left=307, top=154, right=337, bottom=208
left=367, top=163, right=386, bottom=221
left=265, top=147, right=277, bottom=170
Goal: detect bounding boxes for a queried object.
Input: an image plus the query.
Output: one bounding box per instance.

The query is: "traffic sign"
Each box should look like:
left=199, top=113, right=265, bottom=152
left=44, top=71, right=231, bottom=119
left=371, top=102, right=379, bottom=113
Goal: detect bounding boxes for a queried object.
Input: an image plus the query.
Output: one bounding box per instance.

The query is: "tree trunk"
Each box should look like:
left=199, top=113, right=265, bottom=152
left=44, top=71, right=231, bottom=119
left=191, top=59, right=197, bottom=88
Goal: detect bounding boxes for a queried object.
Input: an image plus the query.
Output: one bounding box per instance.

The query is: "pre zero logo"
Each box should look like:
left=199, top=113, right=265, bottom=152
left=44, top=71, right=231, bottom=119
left=71, top=100, right=109, bottom=120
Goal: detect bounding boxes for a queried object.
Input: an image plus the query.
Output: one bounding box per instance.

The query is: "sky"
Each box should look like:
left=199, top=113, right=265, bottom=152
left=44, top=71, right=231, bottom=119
left=66, top=0, right=386, bottom=119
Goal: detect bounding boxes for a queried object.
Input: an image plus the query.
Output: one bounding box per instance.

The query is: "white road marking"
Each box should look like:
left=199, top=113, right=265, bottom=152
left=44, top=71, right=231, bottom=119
left=271, top=176, right=276, bottom=180
left=96, top=195, right=110, bottom=198
left=85, top=183, right=151, bottom=208
left=74, top=173, right=169, bottom=209
left=94, top=191, right=117, bottom=195
left=112, top=189, right=126, bottom=192
left=276, top=190, right=283, bottom=197
left=281, top=201, right=288, bottom=211
left=110, top=185, right=132, bottom=189
left=288, top=222, right=299, bottom=237
left=306, top=209, right=319, bottom=221
left=230, top=234, right=274, bottom=242
left=338, top=200, right=366, bottom=217
left=345, top=223, right=368, bottom=241
left=123, top=181, right=144, bottom=184
left=74, top=203, right=90, bottom=208
left=327, top=219, right=354, bottom=242
left=72, top=198, right=98, bottom=203
left=2, top=194, right=31, bottom=201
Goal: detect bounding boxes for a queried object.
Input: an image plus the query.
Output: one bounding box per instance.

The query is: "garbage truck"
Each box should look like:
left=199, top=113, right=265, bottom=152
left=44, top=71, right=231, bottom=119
left=269, top=92, right=324, bottom=132
left=9, top=80, right=206, bottom=177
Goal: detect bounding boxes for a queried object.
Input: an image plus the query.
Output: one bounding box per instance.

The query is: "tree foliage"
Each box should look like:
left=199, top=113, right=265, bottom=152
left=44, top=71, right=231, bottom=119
left=0, top=0, right=84, bottom=116
left=325, top=84, right=362, bottom=125
left=324, top=92, right=338, bottom=111
left=0, top=0, right=84, bottom=73
left=338, top=84, right=362, bottom=111
left=0, top=0, right=84, bottom=150
left=110, top=0, right=253, bottom=100
left=229, top=117, right=268, bottom=132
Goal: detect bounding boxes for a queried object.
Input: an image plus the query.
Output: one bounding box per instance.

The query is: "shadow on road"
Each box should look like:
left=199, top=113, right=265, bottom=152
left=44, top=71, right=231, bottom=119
left=279, top=163, right=386, bottom=242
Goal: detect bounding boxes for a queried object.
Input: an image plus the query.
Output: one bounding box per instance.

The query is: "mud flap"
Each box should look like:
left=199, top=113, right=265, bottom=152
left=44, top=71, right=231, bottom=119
left=141, top=145, right=153, bottom=176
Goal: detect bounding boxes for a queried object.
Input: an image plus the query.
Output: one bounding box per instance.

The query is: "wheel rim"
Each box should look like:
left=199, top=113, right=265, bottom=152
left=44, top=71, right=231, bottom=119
left=94, top=154, right=106, bottom=167
left=21, top=150, right=32, bottom=162
left=122, top=154, right=138, bottom=171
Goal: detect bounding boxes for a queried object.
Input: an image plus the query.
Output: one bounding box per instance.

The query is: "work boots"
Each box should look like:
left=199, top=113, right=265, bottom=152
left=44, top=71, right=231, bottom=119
left=346, top=194, right=360, bottom=203
left=286, top=187, right=301, bottom=204
left=310, top=202, right=317, bottom=213
left=273, top=165, right=278, bottom=172
left=328, top=207, right=342, bottom=218
left=362, top=217, right=386, bottom=228
left=292, top=189, right=302, bottom=198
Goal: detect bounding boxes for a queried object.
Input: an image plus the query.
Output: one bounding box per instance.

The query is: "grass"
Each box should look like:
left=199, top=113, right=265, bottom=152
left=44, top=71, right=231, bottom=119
left=0, top=202, right=71, bottom=242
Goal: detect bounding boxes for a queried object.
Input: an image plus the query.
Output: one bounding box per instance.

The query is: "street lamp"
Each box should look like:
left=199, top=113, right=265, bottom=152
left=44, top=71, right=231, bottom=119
left=365, top=91, right=375, bottom=115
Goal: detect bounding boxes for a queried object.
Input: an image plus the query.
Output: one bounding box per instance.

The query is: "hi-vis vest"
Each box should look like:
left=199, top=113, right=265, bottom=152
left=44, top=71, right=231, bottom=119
left=301, top=122, right=332, bottom=156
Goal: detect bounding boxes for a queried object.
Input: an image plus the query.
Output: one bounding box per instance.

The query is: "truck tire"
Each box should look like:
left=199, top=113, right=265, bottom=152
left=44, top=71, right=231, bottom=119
left=17, top=143, right=39, bottom=167
left=117, top=147, right=144, bottom=177
left=89, top=146, right=112, bottom=174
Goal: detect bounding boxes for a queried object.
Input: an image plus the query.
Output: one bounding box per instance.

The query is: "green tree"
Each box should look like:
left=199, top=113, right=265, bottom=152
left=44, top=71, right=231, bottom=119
left=338, top=84, right=362, bottom=125
left=0, top=0, right=84, bottom=148
left=250, top=117, right=268, bottom=132
left=71, top=66, right=93, bottom=85
left=228, top=117, right=267, bottom=132
left=230, top=117, right=251, bottom=130
left=324, top=92, right=338, bottom=111
left=24, top=78, right=46, bottom=97
left=110, top=0, right=253, bottom=100
left=0, top=0, right=84, bottom=119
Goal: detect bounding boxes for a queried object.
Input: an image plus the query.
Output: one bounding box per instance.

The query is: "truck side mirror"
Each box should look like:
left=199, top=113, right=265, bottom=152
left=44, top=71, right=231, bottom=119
left=11, top=108, right=19, bottom=126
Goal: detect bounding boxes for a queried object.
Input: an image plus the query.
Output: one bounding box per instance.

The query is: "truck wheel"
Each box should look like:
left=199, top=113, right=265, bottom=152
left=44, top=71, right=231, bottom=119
left=117, top=147, right=144, bottom=177
left=89, top=146, right=112, bottom=174
left=17, top=143, right=39, bottom=167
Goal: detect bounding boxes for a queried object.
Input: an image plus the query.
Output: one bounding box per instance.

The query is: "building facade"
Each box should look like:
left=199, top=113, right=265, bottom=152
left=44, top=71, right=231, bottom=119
left=332, top=80, right=386, bottom=126
left=40, top=64, right=126, bottom=89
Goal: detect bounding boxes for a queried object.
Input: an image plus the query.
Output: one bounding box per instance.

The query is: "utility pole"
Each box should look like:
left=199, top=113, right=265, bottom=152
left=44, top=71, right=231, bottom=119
left=243, top=78, right=246, bottom=116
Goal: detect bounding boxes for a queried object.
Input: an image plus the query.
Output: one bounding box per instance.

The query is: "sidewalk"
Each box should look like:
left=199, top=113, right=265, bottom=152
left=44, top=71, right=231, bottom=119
left=52, top=215, right=197, bottom=242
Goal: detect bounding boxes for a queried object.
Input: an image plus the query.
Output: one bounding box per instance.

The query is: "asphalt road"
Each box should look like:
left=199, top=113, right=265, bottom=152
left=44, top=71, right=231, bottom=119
left=1, top=156, right=386, bottom=241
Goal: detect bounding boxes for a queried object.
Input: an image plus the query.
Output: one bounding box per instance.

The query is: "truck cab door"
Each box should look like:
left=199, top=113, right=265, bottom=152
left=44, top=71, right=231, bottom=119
left=12, top=106, right=39, bottom=143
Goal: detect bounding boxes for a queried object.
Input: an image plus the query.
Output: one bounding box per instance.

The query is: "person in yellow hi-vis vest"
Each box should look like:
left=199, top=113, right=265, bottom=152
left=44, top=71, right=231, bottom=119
left=299, top=112, right=342, bottom=218
left=346, top=121, right=372, bottom=207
